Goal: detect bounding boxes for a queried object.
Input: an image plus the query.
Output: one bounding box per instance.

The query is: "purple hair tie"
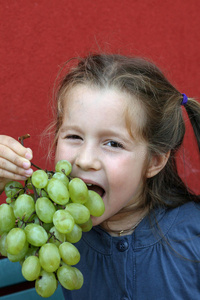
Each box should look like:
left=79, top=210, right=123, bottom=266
left=181, top=93, right=188, bottom=106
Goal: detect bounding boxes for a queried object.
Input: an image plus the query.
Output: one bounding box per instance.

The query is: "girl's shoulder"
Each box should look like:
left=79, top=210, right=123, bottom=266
left=167, top=201, right=200, bottom=246
left=177, top=201, right=200, bottom=220
left=166, top=201, right=200, bottom=232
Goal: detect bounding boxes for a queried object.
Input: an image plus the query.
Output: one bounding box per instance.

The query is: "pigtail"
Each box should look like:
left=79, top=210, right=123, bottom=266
left=184, top=98, right=200, bottom=152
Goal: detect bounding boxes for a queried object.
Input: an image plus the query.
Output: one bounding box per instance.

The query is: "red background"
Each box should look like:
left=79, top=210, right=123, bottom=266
left=0, top=0, right=199, bottom=203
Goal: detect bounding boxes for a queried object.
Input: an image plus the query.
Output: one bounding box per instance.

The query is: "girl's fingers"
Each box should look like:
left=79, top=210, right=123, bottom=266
left=0, top=157, right=33, bottom=178
left=0, top=135, right=32, bottom=161
left=0, top=169, right=28, bottom=182
left=0, top=135, right=33, bottom=194
left=0, top=144, right=32, bottom=170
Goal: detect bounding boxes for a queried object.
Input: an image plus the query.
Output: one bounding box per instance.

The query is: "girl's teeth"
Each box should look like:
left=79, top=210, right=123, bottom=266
left=86, top=183, right=93, bottom=187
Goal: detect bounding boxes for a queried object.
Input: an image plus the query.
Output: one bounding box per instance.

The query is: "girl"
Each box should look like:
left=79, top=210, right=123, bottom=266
left=0, top=54, right=200, bottom=299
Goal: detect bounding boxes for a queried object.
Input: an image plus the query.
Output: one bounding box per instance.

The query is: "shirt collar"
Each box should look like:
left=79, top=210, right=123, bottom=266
left=82, top=206, right=179, bottom=254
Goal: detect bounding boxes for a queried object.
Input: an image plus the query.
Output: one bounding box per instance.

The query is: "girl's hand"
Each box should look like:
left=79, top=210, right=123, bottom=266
left=0, top=135, right=33, bottom=194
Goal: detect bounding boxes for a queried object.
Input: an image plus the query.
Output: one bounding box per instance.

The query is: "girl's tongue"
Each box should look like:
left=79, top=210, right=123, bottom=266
left=87, top=185, right=104, bottom=197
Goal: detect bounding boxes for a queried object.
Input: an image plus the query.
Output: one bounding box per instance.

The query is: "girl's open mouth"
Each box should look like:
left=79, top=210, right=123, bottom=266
left=86, top=184, right=105, bottom=198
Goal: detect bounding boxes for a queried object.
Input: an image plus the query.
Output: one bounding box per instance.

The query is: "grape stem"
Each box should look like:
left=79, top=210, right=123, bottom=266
left=18, top=134, right=30, bottom=146
left=17, top=211, right=36, bottom=228
left=10, top=186, right=22, bottom=190
left=46, top=231, right=62, bottom=244
left=32, top=185, right=40, bottom=202
left=24, top=179, right=39, bottom=202
left=11, top=187, right=26, bottom=200
left=31, top=162, right=42, bottom=170
left=26, top=211, right=36, bottom=223
left=18, top=134, right=42, bottom=170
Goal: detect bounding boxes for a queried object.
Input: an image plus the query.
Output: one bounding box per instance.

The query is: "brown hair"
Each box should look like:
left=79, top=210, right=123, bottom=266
left=52, top=53, right=200, bottom=209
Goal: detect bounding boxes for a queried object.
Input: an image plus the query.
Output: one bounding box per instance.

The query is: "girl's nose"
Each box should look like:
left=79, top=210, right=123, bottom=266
left=75, top=145, right=101, bottom=171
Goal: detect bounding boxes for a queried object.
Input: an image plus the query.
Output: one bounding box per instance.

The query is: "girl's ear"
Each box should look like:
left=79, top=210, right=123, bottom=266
left=146, top=151, right=170, bottom=178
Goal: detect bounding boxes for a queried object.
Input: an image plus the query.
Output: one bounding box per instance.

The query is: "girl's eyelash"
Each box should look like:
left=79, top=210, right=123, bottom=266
left=65, top=134, right=81, bottom=139
left=107, top=141, right=124, bottom=148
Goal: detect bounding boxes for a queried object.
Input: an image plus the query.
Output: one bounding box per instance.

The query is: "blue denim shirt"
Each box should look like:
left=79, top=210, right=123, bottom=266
left=62, top=202, right=200, bottom=300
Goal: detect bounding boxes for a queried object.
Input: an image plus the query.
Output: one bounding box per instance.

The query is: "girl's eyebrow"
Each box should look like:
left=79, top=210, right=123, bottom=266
left=60, top=125, right=81, bottom=132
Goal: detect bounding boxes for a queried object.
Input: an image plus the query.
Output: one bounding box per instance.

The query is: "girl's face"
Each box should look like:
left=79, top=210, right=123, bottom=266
left=55, top=85, right=149, bottom=226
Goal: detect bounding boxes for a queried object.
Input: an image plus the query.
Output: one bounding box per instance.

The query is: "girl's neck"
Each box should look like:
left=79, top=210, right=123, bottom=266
left=100, top=208, right=149, bottom=237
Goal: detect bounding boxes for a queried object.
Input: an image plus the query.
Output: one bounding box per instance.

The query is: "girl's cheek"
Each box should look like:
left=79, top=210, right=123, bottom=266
left=55, top=145, right=75, bottom=164
left=55, top=146, right=63, bottom=163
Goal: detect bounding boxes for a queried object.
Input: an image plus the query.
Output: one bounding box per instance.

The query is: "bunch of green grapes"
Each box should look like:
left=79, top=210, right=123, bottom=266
left=0, top=160, right=105, bottom=298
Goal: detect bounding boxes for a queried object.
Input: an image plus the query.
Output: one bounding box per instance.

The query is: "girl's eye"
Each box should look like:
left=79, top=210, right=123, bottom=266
left=66, top=135, right=82, bottom=140
left=106, top=141, right=124, bottom=148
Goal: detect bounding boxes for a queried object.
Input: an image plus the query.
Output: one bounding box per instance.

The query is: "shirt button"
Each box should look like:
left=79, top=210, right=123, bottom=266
left=116, top=240, right=129, bottom=252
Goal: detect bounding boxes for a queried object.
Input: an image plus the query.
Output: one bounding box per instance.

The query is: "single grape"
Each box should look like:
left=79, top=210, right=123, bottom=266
left=84, top=190, right=105, bottom=217
left=35, top=197, right=56, bottom=223
left=47, top=178, right=69, bottom=205
left=13, top=194, right=35, bottom=222
left=39, top=243, right=61, bottom=273
left=55, top=160, right=72, bottom=176
left=53, top=172, right=69, bottom=187
left=79, top=218, right=93, bottom=232
left=35, top=270, right=57, bottom=298
left=65, top=203, right=90, bottom=224
left=4, top=181, right=24, bottom=198
left=0, top=203, right=16, bottom=233
left=22, top=255, right=41, bottom=281
left=68, top=178, right=89, bottom=204
left=53, top=209, right=75, bottom=234
left=24, top=223, right=48, bottom=247
left=6, top=227, right=26, bottom=255
left=59, top=242, right=80, bottom=265
left=65, top=223, right=82, bottom=243
left=57, top=264, right=78, bottom=290
left=7, top=240, right=29, bottom=262
left=31, top=170, right=48, bottom=189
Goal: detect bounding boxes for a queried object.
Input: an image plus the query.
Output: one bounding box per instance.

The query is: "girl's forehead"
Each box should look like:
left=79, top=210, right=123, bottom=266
left=63, top=84, right=141, bottom=110
left=62, top=85, right=146, bottom=135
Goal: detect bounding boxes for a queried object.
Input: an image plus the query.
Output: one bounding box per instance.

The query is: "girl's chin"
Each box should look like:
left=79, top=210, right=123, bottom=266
left=91, top=215, right=103, bottom=227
